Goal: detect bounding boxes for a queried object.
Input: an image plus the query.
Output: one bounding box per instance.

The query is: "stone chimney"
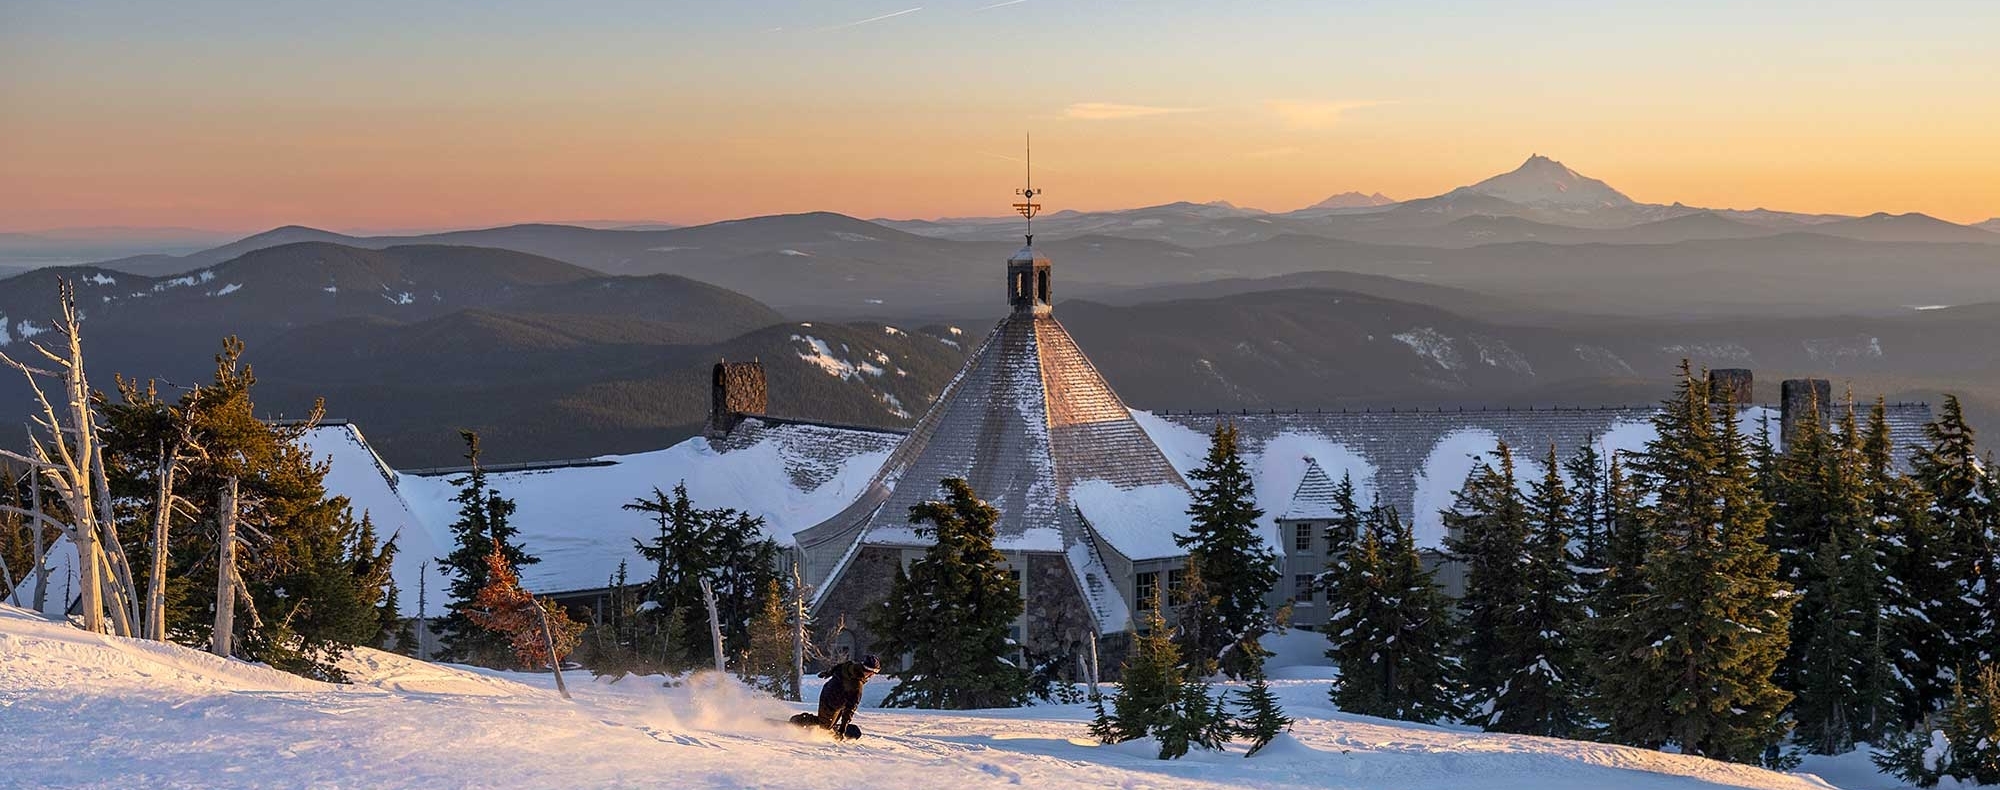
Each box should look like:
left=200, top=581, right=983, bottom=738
left=1707, top=369, right=1754, bottom=406
left=707, top=359, right=767, bottom=438
left=1780, top=378, right=1831, bottom=448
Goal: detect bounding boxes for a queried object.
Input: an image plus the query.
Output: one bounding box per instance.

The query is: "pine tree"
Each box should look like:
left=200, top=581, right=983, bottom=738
left=1156, top=673, right=1231, bottom=759
left=1441, top=441, right=1531, bottom=726
left=740, top=577, right=793, bottom=695
left=1487, top=445, right=1587, bottom=737
left=1110, top=587, right=1183, bottom=741
left=1564, top=439, right=1610, bottom=598
left=1313, top=472, right=1365, bottom=599
left=1325, top=502, right=1464, bottom=724
left=626, top=484, right=780, bottom=672
left=1874, top=664, right=2000, bottom=788
left=1171, top=556, right=1221, bottom=680
left=1592, top=363, right=1793, bottom=763
left=1087, top=691, right=1119, bottom=744
left=1769, top=399, right=1894, bottom=754
left=871, top=477, right=1028, bottom=709
left=1233, top=667, right=1294, bottom=757
left=1908, top=396, right=2000, bottom=693
left=435, top=431, right=537, bottom=665
left=579, top=561, right=673, bottom=679
left=1176, top=422, right=1279, bottom=679
left=99, top=338, right=396, bottom=679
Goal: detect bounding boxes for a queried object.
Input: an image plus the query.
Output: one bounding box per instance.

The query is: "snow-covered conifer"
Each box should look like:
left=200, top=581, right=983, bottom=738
left=1176, top=422, right=1279, bottom=679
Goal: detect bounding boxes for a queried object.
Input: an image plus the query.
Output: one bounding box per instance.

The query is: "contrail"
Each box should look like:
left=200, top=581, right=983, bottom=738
left=819, top=7, right=923, bottom=31
left=976, top=0, right=1028, bottom=10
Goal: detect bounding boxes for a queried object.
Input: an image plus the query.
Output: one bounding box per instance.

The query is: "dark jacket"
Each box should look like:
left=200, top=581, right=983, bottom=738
left=815, top=661, right=874, bottom=725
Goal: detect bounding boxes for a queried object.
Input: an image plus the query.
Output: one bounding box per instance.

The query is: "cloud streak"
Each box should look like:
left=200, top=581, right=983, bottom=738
left=818, top=7, right=923, bottom=32
left=1064, top=102, right=1204, bottom=121
left=976, top=0, right=1029, bottom=9
left=1266, top=99, right=1392, bottom=130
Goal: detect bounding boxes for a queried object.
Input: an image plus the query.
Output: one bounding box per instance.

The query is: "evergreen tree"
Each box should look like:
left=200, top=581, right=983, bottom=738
left=1493, top=445, right=1587, bottom=737
left=1171, top=556, right=1221, bottom=680
left=871, top=477, right=1028, bottom=709
left=381, top=580, right=418, bottom=657
left=1087, top=691, right=1119, bottom=744
left=626, top=483, right=780, bottom=671
left=435, top=431, right=538, bottom=665
left=1312, top=472, right=1365, bottom=598
left=100, top=338, right=395, bottom=679
left=1768, top=399, right=1895, bottom=754
left=1110, top=587, right=1183, bottom=741
left=1176, top=422, right=1280, bottom=679
left=1441, top=442, right=1531, bottom=725
left=1324, top=502, right=1464, bottom=724
left=1592, top=364, right=1793, bottom=763
left=1233, top=667, right=1294, bottom=757
left=1564, top=439, right=1610, bottom=597
left=1908, top=396, right=2000, bottom=690
left=1874, top=665, right=2000, bottom=788
left=579, top=561, right=674, bottom=679
left=740, top=577, right=794, bottom=695
left=1156, top=673, right=1232, bottom=759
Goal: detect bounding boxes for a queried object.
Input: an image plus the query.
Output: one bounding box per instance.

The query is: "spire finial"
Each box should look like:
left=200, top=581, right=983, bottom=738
left=1011, top=133, right=1041, bottom=246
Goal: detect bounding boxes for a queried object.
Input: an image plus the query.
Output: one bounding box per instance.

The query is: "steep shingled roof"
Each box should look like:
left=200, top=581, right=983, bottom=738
left=847, top=310, right=1192, bottom=556
left=1280, top=456, right=1344, bottom=520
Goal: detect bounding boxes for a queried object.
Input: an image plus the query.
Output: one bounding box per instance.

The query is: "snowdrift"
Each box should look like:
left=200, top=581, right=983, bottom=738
left=1, top=604, right=1852, bottom=789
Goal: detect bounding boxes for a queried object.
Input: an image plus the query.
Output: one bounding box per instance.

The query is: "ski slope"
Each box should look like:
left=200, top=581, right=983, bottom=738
left=0, top=605, right=1868, bottom=789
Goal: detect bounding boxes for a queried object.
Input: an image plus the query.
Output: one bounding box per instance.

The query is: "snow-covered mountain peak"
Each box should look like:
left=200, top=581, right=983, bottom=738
left=1306, top=191, right=1397, bottom=210
left=1465, top=154, right=1634, bottom=209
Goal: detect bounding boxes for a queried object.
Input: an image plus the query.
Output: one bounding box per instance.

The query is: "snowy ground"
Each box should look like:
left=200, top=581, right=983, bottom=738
left=0, top=606, right=1903, bottom=789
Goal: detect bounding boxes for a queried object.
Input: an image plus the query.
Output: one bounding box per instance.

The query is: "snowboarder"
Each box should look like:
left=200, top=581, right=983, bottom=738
left=790, top=654, right=880, bottom=739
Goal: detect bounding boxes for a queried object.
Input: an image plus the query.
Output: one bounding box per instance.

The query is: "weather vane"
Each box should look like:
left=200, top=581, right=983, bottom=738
left=1011, top=133, right=1041, bottom=245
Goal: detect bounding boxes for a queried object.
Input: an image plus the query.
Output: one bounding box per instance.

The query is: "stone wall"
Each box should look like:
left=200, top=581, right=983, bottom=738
left=810, top=545, right=900, bottom=664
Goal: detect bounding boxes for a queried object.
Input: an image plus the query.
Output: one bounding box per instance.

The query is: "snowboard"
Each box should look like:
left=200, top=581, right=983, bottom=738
left=787, top=712, right=864, bottom=740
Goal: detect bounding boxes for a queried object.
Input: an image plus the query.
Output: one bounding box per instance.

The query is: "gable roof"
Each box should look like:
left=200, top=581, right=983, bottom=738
left=1280, top=456, right=1344, bottom=520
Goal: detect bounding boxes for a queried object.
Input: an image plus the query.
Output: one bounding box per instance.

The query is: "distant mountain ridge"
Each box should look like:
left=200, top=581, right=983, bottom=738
left=1307, top=191, right=1396, bottom=210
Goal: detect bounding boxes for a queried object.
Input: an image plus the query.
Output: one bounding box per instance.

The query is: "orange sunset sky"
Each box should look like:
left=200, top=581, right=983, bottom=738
left=4, top=0, right=1999, bottom=232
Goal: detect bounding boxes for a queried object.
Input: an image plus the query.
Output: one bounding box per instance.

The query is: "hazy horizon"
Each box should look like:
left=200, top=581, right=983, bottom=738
left=6, top=0, right=2000, bottom=232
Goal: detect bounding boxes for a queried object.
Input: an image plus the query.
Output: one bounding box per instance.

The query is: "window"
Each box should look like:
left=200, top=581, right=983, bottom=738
left=1295, top=574, right=1316, bottom=603
left=1036, top=270, right=1050, bottom=303
left=1135, top=571, right=1159, bottom=607
left=1167, top=568, right=1186, bottom=595
left=1294, top=522, right=1314, bottom=552
left=1009, top=568, right=1024, bottom=595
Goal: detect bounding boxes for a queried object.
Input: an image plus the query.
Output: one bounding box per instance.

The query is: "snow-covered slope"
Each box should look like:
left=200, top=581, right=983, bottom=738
left=1464, top=154, right=1635, bottom=209
left=1, top=604, right=1854, bottom=789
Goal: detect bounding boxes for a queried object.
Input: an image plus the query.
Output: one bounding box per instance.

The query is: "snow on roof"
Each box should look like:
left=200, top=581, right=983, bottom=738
left=1280, top=457, right=1342, bottom=521
left=842, top=310, right=1190, bottom=561
left=303, top=424, right=443, bottom=598
left=311, top=418, right=896, bottom=595
left=1137, top=404, right=1926, bottom=551
left=1069, top=480, right=1190, bottom=560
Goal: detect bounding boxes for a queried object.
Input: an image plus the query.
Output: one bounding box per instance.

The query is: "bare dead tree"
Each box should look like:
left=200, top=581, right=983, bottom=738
left=790, top=559, right=808, bottom=702
left=699, top=577, right=726, bottom=675
left=212, top=476, right=240, bottom=657
left=123, top=377, right=204, bottom=640
left=0, top=280, right=136, bottom=635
